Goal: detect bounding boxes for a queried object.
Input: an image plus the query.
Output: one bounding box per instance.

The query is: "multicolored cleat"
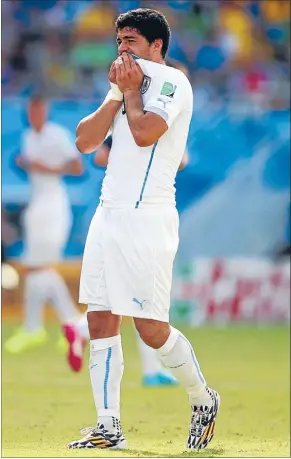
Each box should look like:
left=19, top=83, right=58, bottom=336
left=187, top=387, right=220, bottom=450
left=4, top=328, right=47, bottom=354
left=63, top=324, right=87, bottom=372
left=68, top=420, right=127, bottom=449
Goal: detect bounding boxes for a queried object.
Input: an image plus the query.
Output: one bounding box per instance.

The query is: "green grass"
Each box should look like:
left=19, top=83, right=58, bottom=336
left=2, top=320, right=290, bottom=457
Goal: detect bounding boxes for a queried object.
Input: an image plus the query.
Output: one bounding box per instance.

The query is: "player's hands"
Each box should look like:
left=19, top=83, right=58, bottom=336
left=16, top=156, right=42, bottom=172
left=108, top=61, right=117, bottom=84
left=16, top=156, right=46, bottom=173
left=28, top=160, right=59, bottom=174
left=16, top=155, right=27, bottom=169
left=116, top=52, right=144, bottom=93
left=28, top=160, right=48, bottom=173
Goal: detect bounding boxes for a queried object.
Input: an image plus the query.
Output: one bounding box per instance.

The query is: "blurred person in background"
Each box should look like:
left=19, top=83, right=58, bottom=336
left=5, top=95, right=84, bottom=355
left=1, top=209, right=20, bottom=291
left=69, top=7, right=219, bottom=452
left=64, top=133, right=188, bottom=384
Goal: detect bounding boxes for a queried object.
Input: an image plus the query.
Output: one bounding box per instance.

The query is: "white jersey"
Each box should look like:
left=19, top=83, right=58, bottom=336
left=100, top=59, right=193, bottom=208
left=22, top=121, right=78, bottom=207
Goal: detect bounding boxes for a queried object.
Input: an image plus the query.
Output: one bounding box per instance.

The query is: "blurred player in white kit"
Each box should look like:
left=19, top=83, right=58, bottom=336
left=68, top=8, right=220, bottom=451
left=5, top=95, right=83, bottom=354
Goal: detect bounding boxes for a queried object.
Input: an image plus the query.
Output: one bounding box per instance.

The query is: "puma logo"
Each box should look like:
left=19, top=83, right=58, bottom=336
left=132, top=298, right=146, bottom=309
left=157, top=97, right=172, bottom=109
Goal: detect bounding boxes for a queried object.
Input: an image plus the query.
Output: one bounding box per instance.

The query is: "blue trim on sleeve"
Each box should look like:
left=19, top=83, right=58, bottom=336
left=135, top=142, right=158, bottom=208
left=104, top=347, right=112, bottom=409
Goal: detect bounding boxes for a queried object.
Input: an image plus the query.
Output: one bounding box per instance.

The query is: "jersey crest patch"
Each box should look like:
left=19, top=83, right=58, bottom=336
left=141, top=75, right=151, bottom=94
left=160, top=81, right=177, bottom=98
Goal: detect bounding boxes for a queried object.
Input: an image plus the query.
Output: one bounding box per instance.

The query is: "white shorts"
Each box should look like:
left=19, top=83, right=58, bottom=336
left=22, top=203, right=72, bottom=267
left=79, top=205, right=179, bottom=322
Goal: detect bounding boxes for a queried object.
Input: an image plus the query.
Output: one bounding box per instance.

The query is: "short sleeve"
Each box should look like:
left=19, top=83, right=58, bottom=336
left=144, top=75, right=191, bottom=128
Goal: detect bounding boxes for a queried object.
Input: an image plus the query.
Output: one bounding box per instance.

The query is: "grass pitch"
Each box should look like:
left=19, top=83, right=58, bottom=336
left=2, top=320, right=290, bottom=457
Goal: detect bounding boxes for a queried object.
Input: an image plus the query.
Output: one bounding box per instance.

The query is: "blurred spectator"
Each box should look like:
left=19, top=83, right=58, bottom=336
left=0, top=0, right=289, bottom=106
left=195, top=30, right=227, bottom=72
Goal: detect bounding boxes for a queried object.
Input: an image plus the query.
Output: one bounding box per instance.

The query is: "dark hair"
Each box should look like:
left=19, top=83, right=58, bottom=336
left=115, top=8, right=171, bottom=58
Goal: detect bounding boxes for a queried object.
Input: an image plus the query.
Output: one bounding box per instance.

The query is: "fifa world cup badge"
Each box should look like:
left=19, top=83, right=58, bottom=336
left=160, top=81, right=177, bottom=98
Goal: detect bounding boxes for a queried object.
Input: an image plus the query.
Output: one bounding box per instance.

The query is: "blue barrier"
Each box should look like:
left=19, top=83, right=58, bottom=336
left=2, top=99, right=290, bottom=258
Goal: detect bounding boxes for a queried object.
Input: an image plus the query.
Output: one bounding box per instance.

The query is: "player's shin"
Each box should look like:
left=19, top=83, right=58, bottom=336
left=90, top=334, right=124, bottom=431
left=134, top=327, right=177, bottom=385
left=76, top=313, right=90, bottom=339
left=47, top=269, right=80, bottom=324
left=4, top=270, right=49, bottom=354
left=135, top=327, right=163, bottom=375
left=24, top=270, right=47, bottom=332
left=156, top=326, right=211, bottom=406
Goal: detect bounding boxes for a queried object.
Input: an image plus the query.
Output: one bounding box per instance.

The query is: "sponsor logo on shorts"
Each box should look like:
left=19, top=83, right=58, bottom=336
left=132, top=297, right=146, bottom=309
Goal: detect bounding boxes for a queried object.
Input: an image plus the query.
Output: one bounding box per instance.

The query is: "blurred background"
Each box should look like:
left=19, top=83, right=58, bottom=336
left=2, top=0, right=290, bottom=322
left=1, top=1, right=290, bottom=456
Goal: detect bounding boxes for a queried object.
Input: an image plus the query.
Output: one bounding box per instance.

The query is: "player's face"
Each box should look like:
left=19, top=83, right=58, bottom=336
left=116, top=27, right=160, bottom=61
left=28, top=101, right=48, bottom=131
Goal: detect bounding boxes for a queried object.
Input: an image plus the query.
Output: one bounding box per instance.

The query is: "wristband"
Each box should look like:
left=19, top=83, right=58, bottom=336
left=105, top=83, right=123, bottom=102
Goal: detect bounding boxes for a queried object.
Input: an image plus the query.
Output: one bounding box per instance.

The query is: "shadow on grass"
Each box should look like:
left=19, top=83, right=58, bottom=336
left=127, top=447, right=225, bottom=457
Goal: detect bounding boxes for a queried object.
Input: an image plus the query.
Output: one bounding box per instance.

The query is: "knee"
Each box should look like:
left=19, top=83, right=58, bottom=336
left=87, top=311, right=121, bottom=339
left=134, top=318, right=170, bottom=349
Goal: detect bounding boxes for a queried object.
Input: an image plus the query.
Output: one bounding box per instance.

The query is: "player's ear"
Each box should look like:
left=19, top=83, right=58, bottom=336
left=153, top=39, right=163, bottom=54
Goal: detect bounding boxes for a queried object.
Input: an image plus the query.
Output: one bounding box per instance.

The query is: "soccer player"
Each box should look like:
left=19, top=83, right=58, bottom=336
left=68, top=8, right=220, bottom=451
left=5, top=95, right=83, bottom=354
left=64, top=136, right=184, bottom=387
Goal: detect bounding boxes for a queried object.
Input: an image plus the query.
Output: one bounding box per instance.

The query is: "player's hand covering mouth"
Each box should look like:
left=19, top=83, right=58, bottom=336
left=115, top=53, right=144, bottom=93
left=118, top=51, right=140, bottom=60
